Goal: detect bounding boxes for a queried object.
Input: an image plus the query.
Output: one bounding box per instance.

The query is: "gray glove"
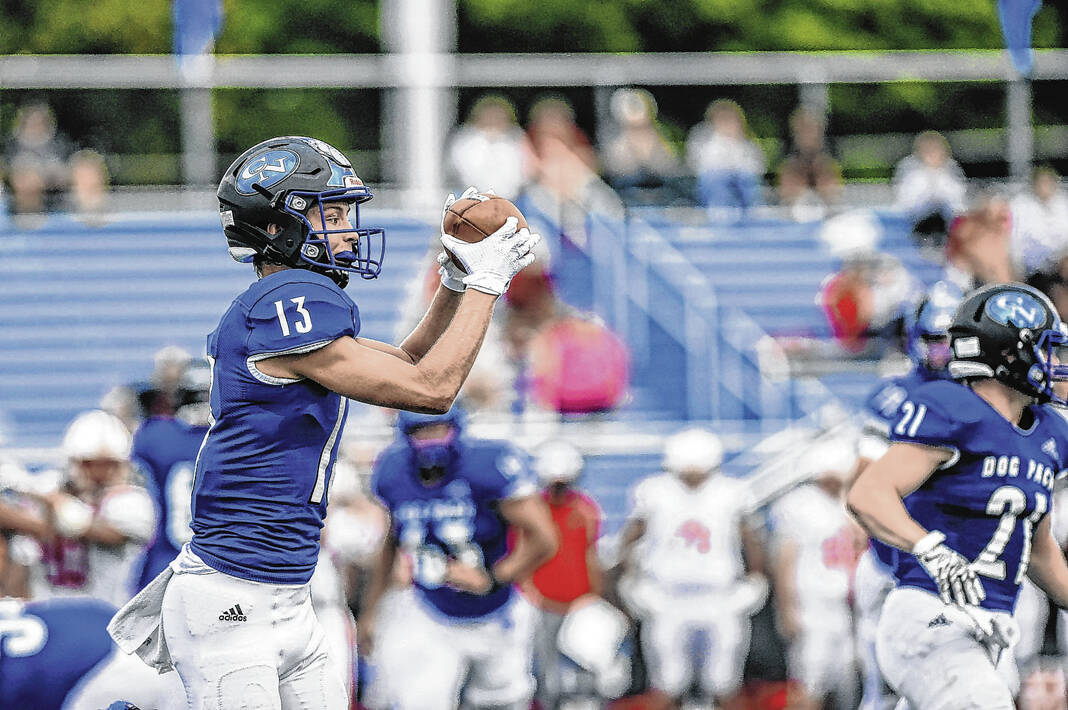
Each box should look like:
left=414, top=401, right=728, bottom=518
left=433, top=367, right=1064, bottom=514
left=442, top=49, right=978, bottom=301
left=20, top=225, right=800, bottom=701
left=913, top=530, right=986, bottom=606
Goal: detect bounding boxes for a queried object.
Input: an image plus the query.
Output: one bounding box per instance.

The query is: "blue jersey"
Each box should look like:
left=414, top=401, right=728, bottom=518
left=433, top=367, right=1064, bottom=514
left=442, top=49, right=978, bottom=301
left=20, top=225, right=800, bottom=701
left=191, top=269, right=359, bottom=584
left=0, top=597, right=117, bottom=709
left=862, top=368, right=942, bottom=571
left=372, top=437, right=538, bottom=619
left=889, top=379, right=1068, bottom=612
left=132, top=416, right=209, bottom=590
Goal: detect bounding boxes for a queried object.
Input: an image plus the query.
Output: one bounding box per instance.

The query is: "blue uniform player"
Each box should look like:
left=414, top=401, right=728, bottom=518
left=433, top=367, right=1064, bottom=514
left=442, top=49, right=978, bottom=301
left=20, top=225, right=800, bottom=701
left=849, top=283, right=1068, bottom=710
left=360, top=407, right=557, bottom=710
left=108, top=136, right=539, bottom=710
left=0, top=597, right=181, bottom=710
left=132, top=362, right=211, bottom=590
left=852, top=282, right=961, bottom=710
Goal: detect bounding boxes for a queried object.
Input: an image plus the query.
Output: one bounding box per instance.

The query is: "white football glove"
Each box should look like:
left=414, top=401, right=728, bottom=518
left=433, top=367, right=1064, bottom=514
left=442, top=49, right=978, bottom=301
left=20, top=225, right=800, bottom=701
left=913, top=530, right=986, bottom=606
left=441, top=216, right=540, bottom=296
left=53, top=494, right=93, bottom=538
left=436, top=250, right=467, bottom=292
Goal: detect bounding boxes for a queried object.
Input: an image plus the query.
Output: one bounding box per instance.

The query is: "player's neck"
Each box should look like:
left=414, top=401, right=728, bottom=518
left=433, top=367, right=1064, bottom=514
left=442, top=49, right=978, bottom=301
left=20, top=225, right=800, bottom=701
left=971, top=379, right=1033, bottom=425
left=257, top=263, right=290, bottom=279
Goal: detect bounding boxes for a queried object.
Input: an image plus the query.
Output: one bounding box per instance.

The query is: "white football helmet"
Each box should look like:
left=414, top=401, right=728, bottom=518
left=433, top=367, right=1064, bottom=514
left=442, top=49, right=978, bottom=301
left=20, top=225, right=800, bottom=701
left=662, top=427, right=723, bottom=476
left=798, top=436, right=858, bottom=483
left=61, top=410, right=131, bottom=462
left=534, top=439, right=584, bottom=485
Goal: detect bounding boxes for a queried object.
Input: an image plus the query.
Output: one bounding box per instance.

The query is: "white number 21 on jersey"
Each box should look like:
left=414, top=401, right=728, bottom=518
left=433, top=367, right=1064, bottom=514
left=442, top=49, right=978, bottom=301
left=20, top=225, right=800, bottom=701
left=274, top=297, right=312, bottom=337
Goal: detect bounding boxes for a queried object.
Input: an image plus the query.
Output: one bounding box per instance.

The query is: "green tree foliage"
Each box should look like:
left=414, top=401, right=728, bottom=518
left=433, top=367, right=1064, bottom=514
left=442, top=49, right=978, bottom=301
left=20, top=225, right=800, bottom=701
left=0, top=0, right=1063, bottom=182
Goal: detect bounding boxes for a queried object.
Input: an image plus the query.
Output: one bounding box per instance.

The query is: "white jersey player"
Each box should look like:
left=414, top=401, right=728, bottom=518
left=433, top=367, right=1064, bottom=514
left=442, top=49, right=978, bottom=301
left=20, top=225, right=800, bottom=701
left=27, top=410, right=155, bottom=606
left=617, top=428, right=766, bottom=707
left=770, top=440, right=865, bottom=709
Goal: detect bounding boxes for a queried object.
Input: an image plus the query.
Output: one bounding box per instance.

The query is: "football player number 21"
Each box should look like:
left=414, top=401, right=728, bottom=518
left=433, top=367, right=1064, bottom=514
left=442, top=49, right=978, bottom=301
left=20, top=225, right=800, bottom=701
left=274, top=297, right=312, bottom=337
left=895, top=400, right=1046, bottom=584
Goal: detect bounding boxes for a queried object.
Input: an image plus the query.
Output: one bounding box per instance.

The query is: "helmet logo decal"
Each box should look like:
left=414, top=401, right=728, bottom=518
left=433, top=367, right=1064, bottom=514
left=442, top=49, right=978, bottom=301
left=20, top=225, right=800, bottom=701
left=293, top=137, right=351, bottom=167
left=235, top=149, right=300, bottom=195
left=985, top=292, right=1047, bottom=329
left=327, top=162, right=361, bottom=188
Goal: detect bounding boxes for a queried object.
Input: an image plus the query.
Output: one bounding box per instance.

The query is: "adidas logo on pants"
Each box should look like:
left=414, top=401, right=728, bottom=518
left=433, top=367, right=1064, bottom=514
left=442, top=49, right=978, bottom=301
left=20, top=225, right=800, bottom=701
left=218, top=604, right=247, bottom=622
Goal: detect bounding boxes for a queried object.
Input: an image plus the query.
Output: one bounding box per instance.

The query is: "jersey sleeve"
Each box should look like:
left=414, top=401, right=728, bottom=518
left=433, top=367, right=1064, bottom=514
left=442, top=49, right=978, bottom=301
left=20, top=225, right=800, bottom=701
left=887, top=386, right=963, bottom=460
left=246, top=281, right=358, bottom=359
left=627, top=476, right=658, bottom=522
left=484, top=445, right=538, bottom=501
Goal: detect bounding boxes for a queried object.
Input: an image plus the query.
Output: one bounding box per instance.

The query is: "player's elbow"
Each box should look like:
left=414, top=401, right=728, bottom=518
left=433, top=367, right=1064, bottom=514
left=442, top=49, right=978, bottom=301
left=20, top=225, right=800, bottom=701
left=845, top=481, right=875, bottom=528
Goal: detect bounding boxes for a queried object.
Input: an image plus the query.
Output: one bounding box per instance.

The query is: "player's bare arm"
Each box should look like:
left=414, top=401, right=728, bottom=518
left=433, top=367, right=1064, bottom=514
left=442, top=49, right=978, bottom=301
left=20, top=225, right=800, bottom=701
left=740, top=517, right=766, bottom=575
left=258, top=289, right=496, bottom=413
left=445, top=494, right=557, bottom=594
left=846, top=441, right=950, bottom=550
left=772, top=538, right=801, bottom=640
left=356, top=529, right=399, bottom=655
left=0, top=500, right=52, bottom=540
left=1025, top=515, right=1068, bottom=609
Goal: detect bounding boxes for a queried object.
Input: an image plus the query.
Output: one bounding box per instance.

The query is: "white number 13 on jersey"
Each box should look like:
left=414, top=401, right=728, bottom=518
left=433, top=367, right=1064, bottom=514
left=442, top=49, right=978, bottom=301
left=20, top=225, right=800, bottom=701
left=274, top=297, right=312, bottom=336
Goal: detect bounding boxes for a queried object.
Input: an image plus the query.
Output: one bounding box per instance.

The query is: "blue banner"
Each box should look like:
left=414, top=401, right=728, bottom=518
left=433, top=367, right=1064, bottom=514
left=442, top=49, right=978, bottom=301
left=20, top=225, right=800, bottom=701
left=998, top=0, right=1042, bottom=76
left=173, top=0, right=224, bottom=57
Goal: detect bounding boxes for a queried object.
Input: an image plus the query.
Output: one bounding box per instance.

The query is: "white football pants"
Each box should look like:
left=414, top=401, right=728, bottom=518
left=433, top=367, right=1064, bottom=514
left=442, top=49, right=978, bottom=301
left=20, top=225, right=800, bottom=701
left=640, top=596, right=749, bottom=699
left=876, top=587, right=1018, bottom=710
left=372, top=588, right=536, bottom=710
left=160, top=550, right=347, bottom=710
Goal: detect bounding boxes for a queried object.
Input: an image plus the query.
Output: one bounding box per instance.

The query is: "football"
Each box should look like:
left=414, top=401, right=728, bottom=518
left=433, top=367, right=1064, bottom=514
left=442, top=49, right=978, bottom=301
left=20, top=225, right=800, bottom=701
left=442, top=194, right=529, bottom=273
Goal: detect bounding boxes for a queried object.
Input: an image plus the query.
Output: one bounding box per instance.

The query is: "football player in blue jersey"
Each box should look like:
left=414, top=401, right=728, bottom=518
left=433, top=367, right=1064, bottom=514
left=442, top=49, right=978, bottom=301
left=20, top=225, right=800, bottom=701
left=132, top=359, right=211, bottom=591
left=851, top=280, right=961, bottom=710
left=848, top=282, right=1068, bottom=710
left=0, top=596, right=182, bottom=709
left=108, top=136, right=539, bottom=710
left=360, top=406, right=557, bottom=710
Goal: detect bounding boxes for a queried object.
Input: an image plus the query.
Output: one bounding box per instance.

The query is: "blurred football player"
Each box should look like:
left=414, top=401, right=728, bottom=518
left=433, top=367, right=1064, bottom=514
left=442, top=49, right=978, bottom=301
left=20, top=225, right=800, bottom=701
left=616, top=427, right=766, bottom=708
left=519, top=438, right=606, bottom=709
left=26, top=410, right=155, bottom=605
left=770, top=439, right=865, bottom=710
left=361, top=406, right=557, bottom=710
left=0, top=596, right=183, bottom=710
left=848, top=282, right=1068, bottom=710
left=132, top=358, right=211, bottom=591
left=852, top=281, right=961, bottom=710
left=108, top=136, right=539, bottom=710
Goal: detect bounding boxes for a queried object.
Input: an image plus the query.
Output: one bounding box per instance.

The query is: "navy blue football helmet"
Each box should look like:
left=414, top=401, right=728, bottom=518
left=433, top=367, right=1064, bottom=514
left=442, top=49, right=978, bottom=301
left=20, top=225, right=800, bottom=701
left=396, top=405, right=466, bottom=477
left=948, top=282, right=1068, bottom=404
left=907, top=281, right=963, bottom=376
left=217, top=136, right=384, bottom=287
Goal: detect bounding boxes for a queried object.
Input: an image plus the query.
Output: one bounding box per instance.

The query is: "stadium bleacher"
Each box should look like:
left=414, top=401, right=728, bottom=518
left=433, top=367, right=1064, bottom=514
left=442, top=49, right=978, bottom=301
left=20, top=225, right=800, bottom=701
left=0, top=212, right=436, bottom=449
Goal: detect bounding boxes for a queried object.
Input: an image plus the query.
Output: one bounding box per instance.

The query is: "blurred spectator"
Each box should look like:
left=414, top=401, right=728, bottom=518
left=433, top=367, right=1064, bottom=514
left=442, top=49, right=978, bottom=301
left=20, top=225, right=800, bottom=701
left=893, top=131, right=967, bottom=247
left=818, top=212, right=919, bottom=354
left=524, top=95, right=622, bottom=239
left=526, top=313, right=631, bottom=415
left=944, top=189, right=1018, bottom=291
left=7, top=153, right=49, bottom=216
left=777, top=107, right=842, bottom=220
left=518, top=439, right=607, bottom=709
left=600, top=88, right=683, bottom=205
left=1026, top=254, right=1068, bottom=321
left=3, top=101, right=70, bottom=212
left=66, top=149, right=111, bottom=219
left=447, top=94, right=531, bottom=201
left=1011, top=166, right=1068, bottom=277
left=769, top=440, right=864, bottom=710
left=136, top=345, right=193, bottom=419
left=685, top=99, right=766, bottom=211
